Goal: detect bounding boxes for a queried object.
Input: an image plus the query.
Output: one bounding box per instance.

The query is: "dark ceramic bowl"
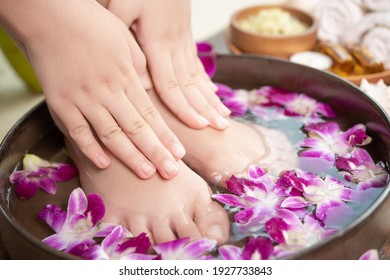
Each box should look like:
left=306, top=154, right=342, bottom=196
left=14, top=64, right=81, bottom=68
left=1, top=55, right=390, bottom=259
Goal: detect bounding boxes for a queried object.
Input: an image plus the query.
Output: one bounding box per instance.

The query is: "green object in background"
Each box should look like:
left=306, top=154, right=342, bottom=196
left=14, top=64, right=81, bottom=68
left=0, top=27, right=42, bottom=93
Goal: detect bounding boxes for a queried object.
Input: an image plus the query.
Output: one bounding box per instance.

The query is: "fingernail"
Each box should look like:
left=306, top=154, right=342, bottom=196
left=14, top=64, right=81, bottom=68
left=162, top=159, right=179, bottom=178
left=170, top=142, right=186, bottom=159
left=140, top=161, right=156, bottom=177
left=197, top=114, right=210, bottom=126
left=97, top=154, right=110, bottom=168
left=210, top=82, right=218, bottom=91
left=216, top=116, right=230, bottom=129
left=206, top=225, right=226, bottom=240
left=218, top=103, right=231, bottom=116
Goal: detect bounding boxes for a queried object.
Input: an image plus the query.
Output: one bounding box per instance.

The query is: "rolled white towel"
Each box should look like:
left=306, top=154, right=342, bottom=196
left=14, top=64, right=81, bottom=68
left=360, top=79, right=390, bottom=113
left=314, top=0, right=364, bottom=43
left=340, top=12, right=390, bottom=45
left=362, top=0, right=390, bottom=11
left=362, top=26, right=390, bottom=69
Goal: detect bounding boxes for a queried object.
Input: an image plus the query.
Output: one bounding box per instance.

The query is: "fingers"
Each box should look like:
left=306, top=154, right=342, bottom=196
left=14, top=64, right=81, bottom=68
left=50, top=106, right=112, bottom=169
left=172, top=51, right=231, bottom=130
left=143, top=42, right=231, bottom=131
left=51, top=86, right=184, bottom=180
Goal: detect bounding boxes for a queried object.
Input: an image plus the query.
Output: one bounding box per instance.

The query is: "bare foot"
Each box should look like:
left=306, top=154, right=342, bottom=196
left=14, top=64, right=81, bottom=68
left=65, top=138, right=229, bottom=245
left=148, top=89, right=299, bottom=186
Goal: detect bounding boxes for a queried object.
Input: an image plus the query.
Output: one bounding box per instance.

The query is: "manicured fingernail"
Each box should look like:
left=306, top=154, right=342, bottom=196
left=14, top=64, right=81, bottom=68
left=97, top=154, right=110, bottom=168
left=218, top=103, right=231, bottom=116
left=216, top=116, right=230, bottom=129
left=140, top=161, right=156, bottom=177
left=206, top=225, right=226, bottom=239
left=162, top=159, right=179, bottom=178
left=170, top=142, right=186, bottom=159
left=211, top=82, right=218, bottom=91
left=197, top=114, right=210, bottom=126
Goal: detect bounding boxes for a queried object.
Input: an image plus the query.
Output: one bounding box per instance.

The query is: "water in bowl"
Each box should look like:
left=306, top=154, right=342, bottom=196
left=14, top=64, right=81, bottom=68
left=5, top=85, right=389, bottom=259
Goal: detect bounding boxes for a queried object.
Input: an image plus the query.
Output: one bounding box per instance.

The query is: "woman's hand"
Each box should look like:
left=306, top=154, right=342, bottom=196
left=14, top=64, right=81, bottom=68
left=0, top=0, right=185, bottom=179
left=103, top=0, right=232, bottom=130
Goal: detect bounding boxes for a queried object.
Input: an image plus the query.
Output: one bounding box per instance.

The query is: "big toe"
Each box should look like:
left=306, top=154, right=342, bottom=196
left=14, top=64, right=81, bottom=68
left=195, top=200, right=230, bottom=245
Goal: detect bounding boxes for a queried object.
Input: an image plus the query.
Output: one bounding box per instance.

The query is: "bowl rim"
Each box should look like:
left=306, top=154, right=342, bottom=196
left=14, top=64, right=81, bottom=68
left=230, top=4, right=318, bottom=39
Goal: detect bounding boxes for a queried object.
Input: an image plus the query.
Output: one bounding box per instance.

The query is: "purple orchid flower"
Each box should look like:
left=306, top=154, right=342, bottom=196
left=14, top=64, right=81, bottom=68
left=265, top=87, right=336, bottom=120
left=68, top=225, right=158, bottom=260
left=219, top=237, right=274, bottom=260
left=213, top=168, right=284, bottom=234
left=39, top=187, right=116, bottom=251
left=153, top=237, right=217, bottom=260
left=281, top=175, right=353, bottom=222
left=196, top=41, right=217, bottom=77
left=299, top=122, right=372, bottom=172
left=10, top=154, right=78, bottom=200
left=336, top=148, right=389, bottom=190
left=266, top=212, right=336, bottom=258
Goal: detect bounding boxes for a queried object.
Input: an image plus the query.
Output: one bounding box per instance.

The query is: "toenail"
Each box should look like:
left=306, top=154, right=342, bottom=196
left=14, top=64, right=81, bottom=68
left=205, top=225, right=226, bottom=239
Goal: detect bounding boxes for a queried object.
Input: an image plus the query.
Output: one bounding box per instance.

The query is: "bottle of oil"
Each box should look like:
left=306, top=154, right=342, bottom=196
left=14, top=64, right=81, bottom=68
left=349, top=46, right=384, bottom=74
left=317, top=42, right=356, bottom=76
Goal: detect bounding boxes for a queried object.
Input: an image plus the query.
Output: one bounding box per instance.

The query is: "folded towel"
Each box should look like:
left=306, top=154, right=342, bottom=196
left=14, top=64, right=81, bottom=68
left=340, top=12, right=390, bottom=45
left=362, top=26, right=390, bottom=69
left=362, top=0, right=390, bottom=11
left=360, top=79, right=390, bottom=113
left=314, top=0, right=364, bottom=43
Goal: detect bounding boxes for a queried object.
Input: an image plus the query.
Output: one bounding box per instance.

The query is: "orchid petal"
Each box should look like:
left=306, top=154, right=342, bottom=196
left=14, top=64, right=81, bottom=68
left=38, top=204, right=66, bottom=233
left=359, top=249, right=379, bottom=260
left=184, top=238, right=217, bottom=258
left=67, top=187, right=88, bottom=217
left=49, top=164, right=78, bottom=181
left=11, top=175, right=40, bottom=200
left=86, top=193, right=105, bottom=226
left=196, top=41, right=213, bottom=53
left=218, top=245, right=243, bottom=260
left=265, top=217, right=289, bottom=243
left=242, top=237, right=274, bottom=260
left=212, top=193, right=247, bottom=208
left=281, top=196, right=312, bottom=209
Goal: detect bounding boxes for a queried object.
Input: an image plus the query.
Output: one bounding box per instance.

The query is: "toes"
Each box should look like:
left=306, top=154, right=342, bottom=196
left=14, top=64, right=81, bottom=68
left=126, top=214, right=154, bottom=244
left=194, top=201, right=230, bottom=245
left=151, top=218, right=177, bottom=245
left=171, top=208, right=203, bottom=242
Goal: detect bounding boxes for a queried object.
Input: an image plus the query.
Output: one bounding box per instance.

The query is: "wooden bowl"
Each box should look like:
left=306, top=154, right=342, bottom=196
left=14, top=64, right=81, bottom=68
left=1, top=55, right=390, bottom=259
left=230, top=5, right=318, bottom=58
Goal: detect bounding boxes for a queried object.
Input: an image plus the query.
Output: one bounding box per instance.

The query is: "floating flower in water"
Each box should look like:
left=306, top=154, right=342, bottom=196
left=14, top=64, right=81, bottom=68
left=266, top=212, right=336, bottom=258
left=219, top=237, right=274, bottom=260
left=10, top=154, right=78, bottom=200
left=68, top=226, right=158, bottom=260
left=213, top=168, right=283, bottom=234
left=258, top=86, right=336, bottom=120
left=196, top=41, right=216, bottom=77
left=336, top=148, right=389, bottom=191
left=39, top=187, right=116, bottom=252
left=153, top=237, right=217, bottom=260
left=280, top=172, right=353, bottom=221
left=299, top=122, right=372, bottom=170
